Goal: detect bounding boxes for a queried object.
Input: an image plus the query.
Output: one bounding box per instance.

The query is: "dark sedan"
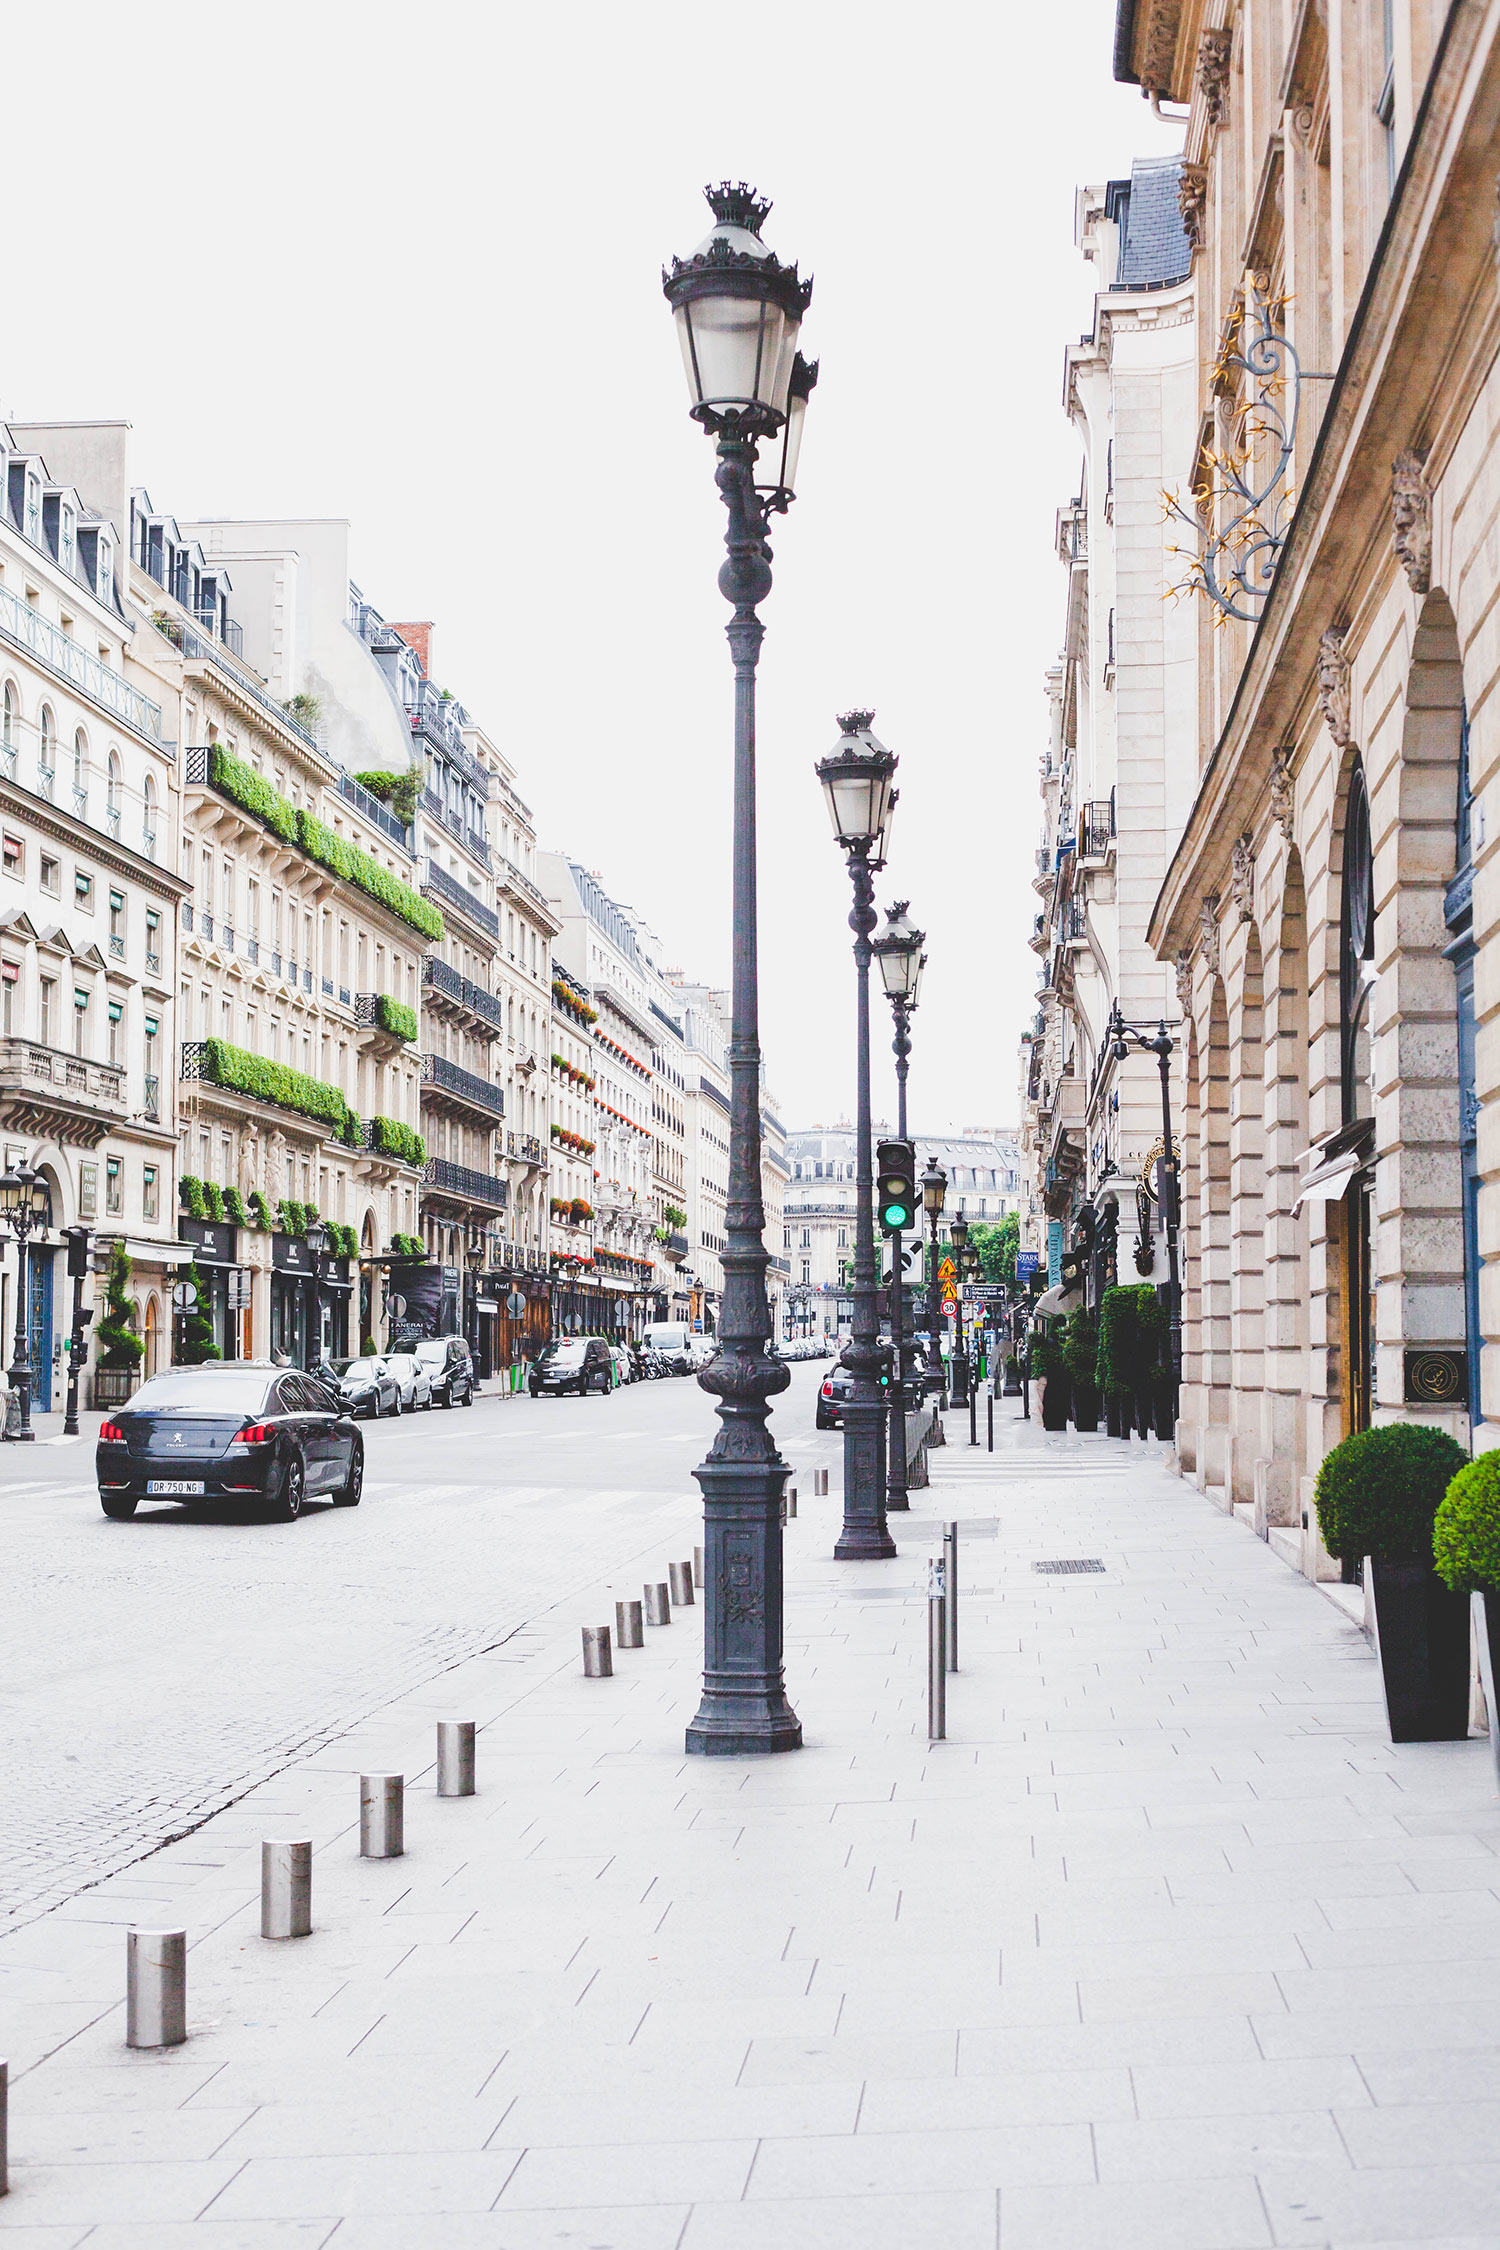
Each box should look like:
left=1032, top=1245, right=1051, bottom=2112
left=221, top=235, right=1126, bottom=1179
left=815, top=1357, right=890, bottom=1431
left=96, top=1365, right=363, bottom=1521
left=328, top=1355, right=399, bottom=1419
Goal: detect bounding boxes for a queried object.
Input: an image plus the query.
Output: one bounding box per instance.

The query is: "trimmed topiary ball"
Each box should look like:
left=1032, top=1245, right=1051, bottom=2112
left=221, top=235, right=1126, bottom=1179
left=1433, top=1451, right=1500, bottom=1593
left=1314, top=1423, right=1469, bottom=1563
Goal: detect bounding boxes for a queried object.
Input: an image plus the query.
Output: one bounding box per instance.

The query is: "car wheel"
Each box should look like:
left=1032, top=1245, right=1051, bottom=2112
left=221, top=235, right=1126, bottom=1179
left=392, top=1390, right=403, bottom=1417
left=461, top=1382, right=473, bottom=1406
left=332, top=1440, right=364, bottom=1507
left=100, top=1492, right=137, bottom=1520
left=273, top=1452, right=306, bottom=1522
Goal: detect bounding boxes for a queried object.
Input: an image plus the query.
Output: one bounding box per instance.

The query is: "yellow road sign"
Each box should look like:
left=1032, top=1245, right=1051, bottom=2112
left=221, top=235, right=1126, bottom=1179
left=937, top=1256, right=956, bottom=1282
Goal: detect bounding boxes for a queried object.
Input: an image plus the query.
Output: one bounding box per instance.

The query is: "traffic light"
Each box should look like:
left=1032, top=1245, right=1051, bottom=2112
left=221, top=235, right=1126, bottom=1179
left=876, top=1139, right=916, bottom=1236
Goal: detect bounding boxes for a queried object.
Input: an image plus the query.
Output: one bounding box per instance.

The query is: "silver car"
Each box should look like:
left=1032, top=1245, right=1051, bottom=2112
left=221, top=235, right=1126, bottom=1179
left=384, top=1350, right=434, bottom=1412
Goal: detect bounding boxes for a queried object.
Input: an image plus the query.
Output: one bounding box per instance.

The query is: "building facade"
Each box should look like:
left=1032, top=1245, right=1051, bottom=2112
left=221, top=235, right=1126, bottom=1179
left=1019, top=158, right=1197, bottom=1304
left=1104, top=0, right=1500, bottom=1572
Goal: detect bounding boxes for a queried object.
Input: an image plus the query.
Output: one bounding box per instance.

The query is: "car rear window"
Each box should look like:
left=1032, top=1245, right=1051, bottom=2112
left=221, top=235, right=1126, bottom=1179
left=129, top=1372, right=274, bottom=1413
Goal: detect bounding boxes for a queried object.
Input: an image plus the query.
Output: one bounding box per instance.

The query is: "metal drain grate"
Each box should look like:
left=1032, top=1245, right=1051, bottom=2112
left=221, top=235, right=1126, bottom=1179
left=1032, top=1558, right=1106, bottom=1574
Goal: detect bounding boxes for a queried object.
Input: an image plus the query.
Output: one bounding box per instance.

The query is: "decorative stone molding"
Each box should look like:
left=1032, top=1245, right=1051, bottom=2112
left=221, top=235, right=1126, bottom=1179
left=1198, top=891, right=1221, bottom=972
left=1175, top=948, right=1195, bottom=1017
left=1391, top=448, right=1432, bottom=594
left=1230, top=833, right=1255, bottom=923
left=1317, top=625, right=1353, bottom=749
left=1197, top=28, right=1232, bottom=126
left=1178, top=164, right=1209, bottom=253
left=1269, top=747, right=1295, bottom=842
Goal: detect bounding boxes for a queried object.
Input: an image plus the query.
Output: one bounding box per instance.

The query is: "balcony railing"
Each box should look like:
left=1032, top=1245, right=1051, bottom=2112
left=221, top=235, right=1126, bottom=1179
left=420, top=1050, right=504, bottom=1115
left=150, top=607, right=318, bottom=752
left=421, top=953, right=505, bottom=1031
left=0, top=584, right=163, bottom=743
left=506, top=1130, right=545, bottom=1164
left=496, top=854, right=550, bottom=914
left=337, top=769, right=413, bottom=853
left=194, top=607, right=244, bottom=658
left=421, top=787, right=491, bottom=866
left=143, top=1074, right=160, bottom=1121
left=422, top=858, right=499, bottom=938
left=1081, top=798, right=1115, bottom=860
left=423, top=1157, right=509, bottom=1209
left=0, top=1037, right=126, bottom=1139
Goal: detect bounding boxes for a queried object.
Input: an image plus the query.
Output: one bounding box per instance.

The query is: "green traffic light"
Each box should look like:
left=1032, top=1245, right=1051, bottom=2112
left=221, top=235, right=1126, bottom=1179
left=883, top=1201, right=911, bottom=1228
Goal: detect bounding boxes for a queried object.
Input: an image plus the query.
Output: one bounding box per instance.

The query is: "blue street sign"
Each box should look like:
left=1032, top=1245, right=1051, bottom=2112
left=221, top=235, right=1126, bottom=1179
left=1016, top=1251, right=1040, bottom=1277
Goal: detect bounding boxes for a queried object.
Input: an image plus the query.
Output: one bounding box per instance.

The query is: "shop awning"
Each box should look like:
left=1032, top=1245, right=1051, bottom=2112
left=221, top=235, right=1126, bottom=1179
left=1033, top=1283, right=1083, bottom=1317
left=1291, top=1121, right=1375, bottom=1215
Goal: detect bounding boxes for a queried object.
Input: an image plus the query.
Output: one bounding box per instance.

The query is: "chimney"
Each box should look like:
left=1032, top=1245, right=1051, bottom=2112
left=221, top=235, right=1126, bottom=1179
left=389, top=621, right=435, bottom=676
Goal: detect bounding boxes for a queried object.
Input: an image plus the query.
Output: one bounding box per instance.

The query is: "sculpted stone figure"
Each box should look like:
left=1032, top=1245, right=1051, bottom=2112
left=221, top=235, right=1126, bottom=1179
left=1198, top=892, right=1221, bottom=973
left=266, top=1128, right=287, bottom=1208
left=1175, top=949, right=1195, bottom=1018
left=1317, top=626, right=1353, bottom=749
left=1270, top=747, right=1295, bottom=843
left=238, top=1122, right=260, bottom=1199
left=1178, top=164, right=1208, bottom=253
left=1197, top=28, right=1232, bottom=126
left=1391, top=449, right=1432, bottom=594
left=1230, top=833, right=1255, bottom=923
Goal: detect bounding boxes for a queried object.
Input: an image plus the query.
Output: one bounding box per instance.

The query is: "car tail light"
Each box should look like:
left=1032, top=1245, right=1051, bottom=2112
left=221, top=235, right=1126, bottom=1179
left=234, top=1423, right=274, bottom=1445
left=99, top=1420, right=125, bottom=1444
left=821, top=1379, right=833, bottom=1398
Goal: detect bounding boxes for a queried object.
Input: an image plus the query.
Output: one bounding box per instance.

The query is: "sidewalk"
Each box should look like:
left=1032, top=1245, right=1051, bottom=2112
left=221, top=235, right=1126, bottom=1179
left=3, top=1408, right=1500, bottom=2247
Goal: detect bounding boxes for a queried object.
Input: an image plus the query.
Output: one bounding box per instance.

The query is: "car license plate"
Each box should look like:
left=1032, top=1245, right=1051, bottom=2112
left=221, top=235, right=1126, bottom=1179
left=146, top=1479, right=204, bottom=1496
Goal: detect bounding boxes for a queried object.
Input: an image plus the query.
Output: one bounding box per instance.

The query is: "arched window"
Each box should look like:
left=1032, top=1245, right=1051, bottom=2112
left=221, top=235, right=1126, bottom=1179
left=106, top=749, right=122, bottom=838
left=1, top=682, right=15, bottom=770
left=143, top=774, right=158, bottom=861
left=72, top=728, right=89, bottom=815
left=39, top=705, right=55, bottom=795
left=1339, top=761, right=1375, bottom=1125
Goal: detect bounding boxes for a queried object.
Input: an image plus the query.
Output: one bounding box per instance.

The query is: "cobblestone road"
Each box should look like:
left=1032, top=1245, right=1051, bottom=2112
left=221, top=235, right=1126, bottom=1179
left=0, top=1371, right=817, bottom=1933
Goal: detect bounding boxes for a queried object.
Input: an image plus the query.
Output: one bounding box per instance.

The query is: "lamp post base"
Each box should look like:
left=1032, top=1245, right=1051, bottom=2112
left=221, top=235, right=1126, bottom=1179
left=834, top=1395, right=896, bottom=1560
left=685, top=1453, right=803, bottom=1758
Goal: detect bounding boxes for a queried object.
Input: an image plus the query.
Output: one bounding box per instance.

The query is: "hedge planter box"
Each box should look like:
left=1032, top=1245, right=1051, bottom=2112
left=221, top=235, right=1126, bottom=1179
left=1475, top=1593, right=1500, bottom=1793
left=91, top=1366, right=138, bottom=1409
left=1367, top=1558, right=1471, bottom=1743
left=1039, top=1374, right=1070, bottom=1433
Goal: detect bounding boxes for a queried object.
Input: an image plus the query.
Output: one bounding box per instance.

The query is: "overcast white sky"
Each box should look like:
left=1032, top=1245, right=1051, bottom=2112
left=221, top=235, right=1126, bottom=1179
left=5, top=1, right=1179, bottom=1135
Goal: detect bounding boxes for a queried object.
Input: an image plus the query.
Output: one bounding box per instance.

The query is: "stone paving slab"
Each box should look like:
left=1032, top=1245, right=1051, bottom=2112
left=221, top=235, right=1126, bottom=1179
left=3, top=1408, right=1500, bottom=2245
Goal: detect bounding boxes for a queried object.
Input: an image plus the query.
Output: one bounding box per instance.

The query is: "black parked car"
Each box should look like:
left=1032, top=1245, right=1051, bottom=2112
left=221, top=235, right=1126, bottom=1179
left=414, top=1335, right=475, bottom=1407
left=529, top=1337, right=614, bottom=1397
left=96, top=1364, right=362, bottom=1521
left=328, top=1355, right=400, bottom=1419
left=815, top=1356, right=890, bottom=1431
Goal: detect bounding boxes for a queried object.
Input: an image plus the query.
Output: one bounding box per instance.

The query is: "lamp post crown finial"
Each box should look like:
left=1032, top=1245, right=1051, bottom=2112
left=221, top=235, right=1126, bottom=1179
left=705, top=181, right=772, bottom=234
left=836, top=708, right=876, bottom=734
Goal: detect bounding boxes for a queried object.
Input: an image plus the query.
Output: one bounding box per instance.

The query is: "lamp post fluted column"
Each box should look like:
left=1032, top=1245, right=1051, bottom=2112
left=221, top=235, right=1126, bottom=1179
left=1106, top=1001, right=1183, bottom=1421
left=835, top=841, right=895, bottom=1559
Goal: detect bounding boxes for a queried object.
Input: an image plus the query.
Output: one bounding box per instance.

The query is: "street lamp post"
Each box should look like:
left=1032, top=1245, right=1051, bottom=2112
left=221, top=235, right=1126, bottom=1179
left=873, top=901, right=926, bottom=1517
left=1, top=1155, right=53, bottom=1441
left=817, top=712, right=899, bottom=1563
left=921, top=1157, right=947, bottom=1400
left=664, top=181, right=814, bottom=1755
left=1106, top=1001, right=1182, bottom=1414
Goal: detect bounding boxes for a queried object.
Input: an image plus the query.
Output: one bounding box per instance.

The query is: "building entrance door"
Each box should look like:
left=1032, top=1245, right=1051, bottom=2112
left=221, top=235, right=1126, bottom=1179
left=29, top=1247, right=54, bottom=1412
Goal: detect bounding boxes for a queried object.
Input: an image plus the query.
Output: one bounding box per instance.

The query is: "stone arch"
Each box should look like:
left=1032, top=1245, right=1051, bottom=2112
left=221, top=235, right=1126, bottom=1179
left=1227, top=924, right=1266, bottom=1506
left=1261, top=843, right=1310, bottom=1531
left=143, top=1292, right=163, bottom=1379
left=1372, top=590, right=1469, bottom=1435
left=1197, top=978, right=1233, bottom=1488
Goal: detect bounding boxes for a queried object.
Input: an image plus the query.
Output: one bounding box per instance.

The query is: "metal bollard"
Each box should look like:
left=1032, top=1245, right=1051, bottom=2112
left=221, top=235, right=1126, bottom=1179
left=969, top=1384, right=978, bottom=1447
left=644, top=1581, right=671, bottom=1627
left=693, top=1545, right=704, bottom=1587
left=261, top=1840, right=312, bottom=1940
left=582, top=1625, right=613, bottom=1677
left=944, top=1519, right=959, bottom=1673
left=616, top=1597, right=644, bottom=1648
left=437, top=1720, right=475, bottom=1796
left=127, top=1929, right=187, bottom=2049
left=360, top=1774, right=404, bottom=1859
left=927, top=1561, right=947, bottom=1743
left=787, top=1487, right=798, bottom=1519
left=987, top=1389, right=994, bottom=1450
left=814, top=1467, right=828, bottom=1496
left=668, top=1561, right=694, bottom=1607
left=0, top=2056, right=6, bottom=2196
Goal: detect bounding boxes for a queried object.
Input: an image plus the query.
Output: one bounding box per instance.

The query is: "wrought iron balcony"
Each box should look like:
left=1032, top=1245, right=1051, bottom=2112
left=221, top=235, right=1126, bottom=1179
left=423, top=1157, right=509, bottom=1209
left=420, top=1049, right=504, bottom=1115
left=420, top=787, right=491, bottom=866
left=421, top=952, right=504, bottom=1031
left=143, top=1073, right=160, bottom=1121
left=337, top=768, right=413, bottom=852
left=422, top=858, right=498, bottom=938
left=149, top=606, right=316, bottom=751
left=1081, top=798, right=1115, bottom=861
left=506, top=1130, right=545, bottom=1164
left=0, top=584, right=163, bottom=743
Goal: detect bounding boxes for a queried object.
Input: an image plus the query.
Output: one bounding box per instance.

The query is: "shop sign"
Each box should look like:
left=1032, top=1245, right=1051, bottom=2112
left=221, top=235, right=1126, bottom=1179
left=317, top=1254, right=351, bottom=1290
left=273, top=1233, right=313, bottom=1275
left=180, top=1218, right=237, bottom=1266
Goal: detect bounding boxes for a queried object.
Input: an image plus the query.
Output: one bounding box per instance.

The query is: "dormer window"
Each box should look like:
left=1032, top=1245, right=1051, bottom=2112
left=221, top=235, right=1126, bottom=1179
left=60, top=505, right=76, bottom=575
left=24, top=472, right=40, bottom=545
left=95, top=533, right=113, bottom=605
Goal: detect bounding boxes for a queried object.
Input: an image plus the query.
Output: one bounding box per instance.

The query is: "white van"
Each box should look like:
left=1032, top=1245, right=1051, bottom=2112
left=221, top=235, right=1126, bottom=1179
left=643, top=1322, right=693, bottom=1372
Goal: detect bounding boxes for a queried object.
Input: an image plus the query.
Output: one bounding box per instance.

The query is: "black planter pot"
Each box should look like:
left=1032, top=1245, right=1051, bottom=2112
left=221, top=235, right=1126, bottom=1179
left=1105, top=1392, right=1125, bottom=1439
left=1040, top=1374, right=1071, bottom=1432
left=1367, top=1558, right=1471, bottom=1743
left=1134, top=1388, right=1155, bottom=1439
left=1072, top=1384, right=1100, bottom=1434
left=1153, top=1381, right=1176, bottom=1441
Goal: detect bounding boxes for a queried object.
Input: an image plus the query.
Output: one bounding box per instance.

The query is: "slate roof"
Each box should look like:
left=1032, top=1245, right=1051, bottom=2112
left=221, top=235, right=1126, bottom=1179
left=1111, top=156, right=1191, bottom=290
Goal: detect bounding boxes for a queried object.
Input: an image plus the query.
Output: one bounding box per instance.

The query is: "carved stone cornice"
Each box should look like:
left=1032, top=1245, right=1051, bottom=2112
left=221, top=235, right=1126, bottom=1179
left=1316, top=626, right=1354, bottom=749
left=1391, top=448, right=1432, bottom=593
left=1198, top=28, right=1232, bottom=126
